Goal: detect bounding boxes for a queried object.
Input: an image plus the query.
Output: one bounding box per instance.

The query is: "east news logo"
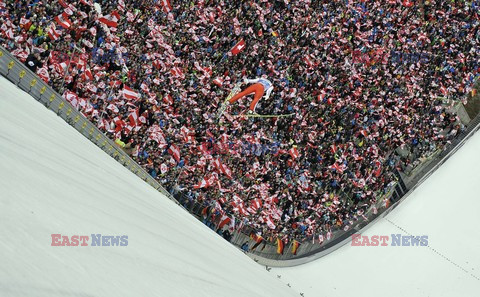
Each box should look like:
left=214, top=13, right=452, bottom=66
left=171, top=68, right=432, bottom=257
left=51, top=234, right=128, bottom=246
left=351, top=234, right=428, bottom=246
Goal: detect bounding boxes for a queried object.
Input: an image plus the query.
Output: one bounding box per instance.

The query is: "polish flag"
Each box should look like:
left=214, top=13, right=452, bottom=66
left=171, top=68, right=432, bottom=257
left=64, top=7, right=75, bottom=16
left=107, top=104, right=119, bottom=113
left=168, top=144, right=181, bottom=162
left=11, top=49, right=29, bottom=62
left=48, top=25, right=62, bottom=41
left=128, top=109, right=139, bottom=126
left=3, top=28, right=14, bottom=39
left=266, top=216, right=276, bottom=230
left=194, top=177, right=210, bottom=189
left=159, top=0, right=172, bottom=13
left=439, top=85, right=448, bottom=96
left=213, top=77, right=224, bottom=87
left=98, top=11, right=121, bottom=28
left=213, top=159, right=232, bottom=178
left=86, top=83, right=97, bottom=93
left=82, top=68, right=94, bottom=81
left=288, top=147, right=299, bottom=159
left=63, top=91, right=79, bottom=108
left=122, top=86, right=140, bottom=100
left=163, top=94, right=174, bottom=105
left=20, top=17, right=33, bottom=30
left=170, top=67, right=184, bottom=79
left=58, top=0, right=69, bottom=8
left=36, top=66, right=50, bottom=83
left=218, top=214, right=232, bottom=229
left=55, top=13, right=72, bottom=29
left=251, top=199, right=262, bottom=211
left=230, top=39, right=246, bottom=55
left=403, top=0, right=414, bottom=7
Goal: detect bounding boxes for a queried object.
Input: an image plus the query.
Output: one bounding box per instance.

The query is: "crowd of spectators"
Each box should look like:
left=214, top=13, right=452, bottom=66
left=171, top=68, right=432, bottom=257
left=1, top=0, right=477, bottom=245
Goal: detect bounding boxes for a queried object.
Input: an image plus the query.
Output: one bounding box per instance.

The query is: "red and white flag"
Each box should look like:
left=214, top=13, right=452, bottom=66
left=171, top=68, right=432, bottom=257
left=289, top=147, right=300, bottom=159
left=36, top=66, right=50, bottom=83
left=122, top=86, right=140, bottom=100
left=265, top=216, right=276, bottom=230
left=3, top=28, right=14, bottom=39
left=20, top=17, right=32, bottom=30
left=168, top=144, right=181, bottom=162
left=163, top=94, right=174, bottom=105
left=194, top=176, right=210, bottom=189
left=213, top=77, right=224, bottom=87
left=128, top=109, right=139, bottom=126
left=11, top=49, right=28, bottom=62
left=107, top=103, right=119, bottom=113
left=48, top=25, right=62, bottom=41
left=55, top=13, right=72, bottom=29
left=98, top=11, right=121, bottom=28
left=218, top=214, right=232, bottom=229
left=81, top=68, right=94, bottom=81
left=230, top=39, right=246, bottom=55
left=213, top=158, right=232, bottom=178
left=63, top=91, right=79, bottom=109
left=58, top=0, right=69, bottom=8
left=249, top=199, right=262, bottom=212
left=159, top=0, right=172, bottom=13
left=170, top=67, right=184, bottom=79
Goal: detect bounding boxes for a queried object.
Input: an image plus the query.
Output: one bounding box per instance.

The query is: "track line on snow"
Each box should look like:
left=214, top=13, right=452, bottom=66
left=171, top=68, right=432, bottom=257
left=385, top=218, right=480, bottom=282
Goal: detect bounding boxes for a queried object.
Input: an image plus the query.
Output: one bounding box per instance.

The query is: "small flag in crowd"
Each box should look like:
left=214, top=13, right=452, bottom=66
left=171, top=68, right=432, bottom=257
left=48, top=25, right=61, bottom=41
left=292, top=240, right=301, bottom=255
left=122, top=86, right=140, bottom=100
left=159, top=0, right=172, bottom=13
left=230, top=39, right=246, bottom=55
left=55, top=13, right=72, bottom=29
left=276, top=238, right=284, bottom=255
left=98, top=11, right=121, bottom=28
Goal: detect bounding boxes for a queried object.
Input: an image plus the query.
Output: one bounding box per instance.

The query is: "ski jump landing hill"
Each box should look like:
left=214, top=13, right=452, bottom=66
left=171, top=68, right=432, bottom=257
left=0, top=74, right=297, bottom=296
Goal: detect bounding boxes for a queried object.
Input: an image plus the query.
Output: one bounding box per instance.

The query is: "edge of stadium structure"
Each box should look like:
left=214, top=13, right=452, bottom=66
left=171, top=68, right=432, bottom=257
left=2, top=45, right=480, bottom=268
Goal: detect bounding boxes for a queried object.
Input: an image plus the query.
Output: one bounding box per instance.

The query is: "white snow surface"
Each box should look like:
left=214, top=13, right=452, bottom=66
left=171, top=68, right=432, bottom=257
left=274, top=122, right=480, bottom=296
left=0, top=77, right=297, bottom=297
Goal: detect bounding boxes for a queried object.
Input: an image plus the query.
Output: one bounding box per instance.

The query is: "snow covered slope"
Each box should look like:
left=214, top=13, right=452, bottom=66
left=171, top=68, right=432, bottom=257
left=274, top=125, right=480, bottom=296
left=0, top=76, right=297, bottom=297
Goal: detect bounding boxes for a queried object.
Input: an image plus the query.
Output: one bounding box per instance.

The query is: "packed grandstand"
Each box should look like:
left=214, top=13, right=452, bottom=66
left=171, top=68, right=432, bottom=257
left=1, top=0, right=477, bottom=248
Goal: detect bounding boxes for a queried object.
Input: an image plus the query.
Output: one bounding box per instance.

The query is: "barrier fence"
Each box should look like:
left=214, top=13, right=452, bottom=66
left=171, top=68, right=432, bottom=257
left=2, top=45, right=480, bottom=267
